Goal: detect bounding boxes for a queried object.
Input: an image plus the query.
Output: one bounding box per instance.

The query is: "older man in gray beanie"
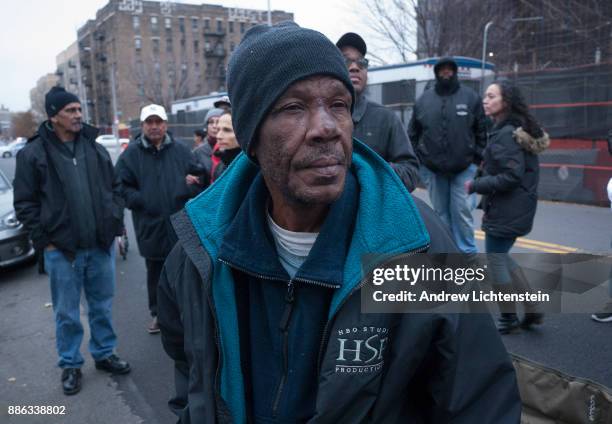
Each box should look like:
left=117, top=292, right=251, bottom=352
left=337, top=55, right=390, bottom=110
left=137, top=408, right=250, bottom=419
left=157, top=21, right=520, bottom=424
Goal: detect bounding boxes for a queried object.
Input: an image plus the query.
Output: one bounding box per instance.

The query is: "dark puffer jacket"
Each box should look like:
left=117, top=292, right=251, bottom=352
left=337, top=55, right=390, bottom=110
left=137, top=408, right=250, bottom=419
left=116, top=134, right=201, bottom=259
left=470, top=120, right=549, bottom=238
left=13, top=122, right=123, bottom=260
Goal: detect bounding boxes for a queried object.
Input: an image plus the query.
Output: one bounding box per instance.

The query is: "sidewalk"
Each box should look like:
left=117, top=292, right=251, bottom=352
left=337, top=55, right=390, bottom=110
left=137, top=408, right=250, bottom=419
left=0, top=265, right=143, bottom=424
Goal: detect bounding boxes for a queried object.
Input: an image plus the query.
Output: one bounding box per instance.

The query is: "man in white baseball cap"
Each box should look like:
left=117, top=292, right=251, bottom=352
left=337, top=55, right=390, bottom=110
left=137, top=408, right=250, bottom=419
left=116, top=103, right=201, bottom=333
left=140, top=103, right=168, bottom=122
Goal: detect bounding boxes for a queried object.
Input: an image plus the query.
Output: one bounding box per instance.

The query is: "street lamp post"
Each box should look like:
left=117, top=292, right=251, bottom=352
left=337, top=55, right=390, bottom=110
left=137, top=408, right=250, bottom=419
left=481, top=21, right=494, bottom=95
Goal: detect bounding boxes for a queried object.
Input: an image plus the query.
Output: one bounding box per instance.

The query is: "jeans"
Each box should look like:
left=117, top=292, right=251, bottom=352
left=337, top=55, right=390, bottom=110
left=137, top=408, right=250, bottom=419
left=421, top=164, right=478, bottom=253
left=145, top=258, right=164, bottom=317
left=485, top=234, right=518, bottom=285
left=44, top=246, right=117, bottom=368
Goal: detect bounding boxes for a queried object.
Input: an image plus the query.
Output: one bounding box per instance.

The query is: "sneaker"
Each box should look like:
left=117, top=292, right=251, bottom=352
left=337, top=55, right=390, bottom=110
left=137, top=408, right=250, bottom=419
left=95, top=354, right=131, bottom=374
left=148, top=317, right=160, bottom=334
left=61, top=368, right=82, bottom=395
left=591, top=312, right=612, bottom=323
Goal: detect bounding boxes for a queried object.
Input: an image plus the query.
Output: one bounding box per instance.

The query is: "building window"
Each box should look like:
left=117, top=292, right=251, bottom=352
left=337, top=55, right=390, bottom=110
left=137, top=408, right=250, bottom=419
left=133, top=16, right=140, bottom=31
left=192, top=17, right=198, bottom=31
left=165, top=17, right=172, bottom=30
left=134, top=37, right=142, bottom=50
left=229, top=21, right=234, bottom=33
left=193, top=40, right=199, bottom=52
left=138, top=84, right=145, bottom=96
left=179, top=17, right=185, bottom=33
left=240, top=22, right=245, bottom=34
left=204, top=40, right=211, bottom=51
left=204, top=18, right=210, bottom=30
left=216, top=19, right=223, bottom=32
left=230, top=42, right=235, bottom=52
left=152, top=38, right=160, bottom=54
left=180, top=38, right=186, bottom=48
left=151, top=16, right=158, bottom=31
left=166, top=38, right=173, bottom=52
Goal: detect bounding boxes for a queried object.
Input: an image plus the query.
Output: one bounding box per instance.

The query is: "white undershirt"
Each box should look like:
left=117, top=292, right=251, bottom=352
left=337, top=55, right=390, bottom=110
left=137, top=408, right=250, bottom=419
left=267, top=212, right=318, bottom=279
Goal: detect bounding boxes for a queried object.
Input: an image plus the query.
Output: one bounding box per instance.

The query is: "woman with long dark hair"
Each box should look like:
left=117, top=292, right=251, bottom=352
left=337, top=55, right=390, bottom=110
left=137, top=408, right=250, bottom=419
left=466, top=80, right=549, bottom=333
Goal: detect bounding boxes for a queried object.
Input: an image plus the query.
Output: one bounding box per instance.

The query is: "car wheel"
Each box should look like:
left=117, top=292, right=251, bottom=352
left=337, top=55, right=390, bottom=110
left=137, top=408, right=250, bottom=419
left=2, top=152, right=10, bottom=158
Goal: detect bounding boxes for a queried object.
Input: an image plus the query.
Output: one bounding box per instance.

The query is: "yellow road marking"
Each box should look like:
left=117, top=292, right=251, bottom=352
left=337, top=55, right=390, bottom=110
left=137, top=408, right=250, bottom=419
left=474, top=230, right=577, bottom=254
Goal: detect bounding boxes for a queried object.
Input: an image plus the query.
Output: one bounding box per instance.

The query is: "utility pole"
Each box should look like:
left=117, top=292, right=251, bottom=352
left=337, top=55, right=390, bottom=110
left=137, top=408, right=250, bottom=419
left=481, top=21, right=494, bottom=95
left=267, top=0, right=272, bottom=26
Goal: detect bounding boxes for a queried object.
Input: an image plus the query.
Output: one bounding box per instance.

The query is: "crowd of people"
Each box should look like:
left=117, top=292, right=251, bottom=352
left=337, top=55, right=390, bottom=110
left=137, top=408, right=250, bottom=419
left=15, top=19, right=606, bottom=423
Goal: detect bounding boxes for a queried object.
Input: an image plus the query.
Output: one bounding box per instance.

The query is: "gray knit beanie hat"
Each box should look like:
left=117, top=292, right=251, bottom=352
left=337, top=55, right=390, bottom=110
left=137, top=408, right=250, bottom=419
left=227, top=21, right=354, bottom=155
left=204, top=107, right=224, bottom=125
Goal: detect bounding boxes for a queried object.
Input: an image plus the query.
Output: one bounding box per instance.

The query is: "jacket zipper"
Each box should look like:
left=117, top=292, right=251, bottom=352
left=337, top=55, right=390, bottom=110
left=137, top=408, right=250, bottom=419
left=217, top=257, right=339, bottom=418
left=316, top=243, right=430, bottom=372
left=271, top=279, right=294, bottom=418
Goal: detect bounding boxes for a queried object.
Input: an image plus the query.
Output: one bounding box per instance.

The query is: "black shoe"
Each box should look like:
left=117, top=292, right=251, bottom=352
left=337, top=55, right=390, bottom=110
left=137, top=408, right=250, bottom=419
left=61, top=368, right=82, bottom=395
left=521, top=312, right=544, bottom=329
left=95, top=354, right=131, bottom=375
left=497, top=313, right=520, bottom=334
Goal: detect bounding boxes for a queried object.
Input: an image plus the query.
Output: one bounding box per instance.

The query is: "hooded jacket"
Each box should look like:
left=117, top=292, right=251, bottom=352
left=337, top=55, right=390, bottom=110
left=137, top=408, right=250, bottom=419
left=13, top=122, right=123, bottom=260
left=158, top=140, right=521, bottom=423
left=116, top=133, right=201, bottom=259
left=408, top=57, right=487, bottom=175
left=471, top=119, right=549, bottom=238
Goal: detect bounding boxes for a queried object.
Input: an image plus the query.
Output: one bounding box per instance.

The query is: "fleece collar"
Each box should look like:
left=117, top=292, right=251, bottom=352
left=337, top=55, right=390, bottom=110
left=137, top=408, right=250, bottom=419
left=217, top=171, right=358, bottom=287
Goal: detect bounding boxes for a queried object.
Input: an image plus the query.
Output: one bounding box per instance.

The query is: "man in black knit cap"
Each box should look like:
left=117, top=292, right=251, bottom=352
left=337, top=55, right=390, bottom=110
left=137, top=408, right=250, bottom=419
left=14, top=87, right=130, bottom=396
left=336, top=32, right=420, bottom=192
left=158, top=22, right=520, bottom=423
left=408, top=57, right=487, bottom=254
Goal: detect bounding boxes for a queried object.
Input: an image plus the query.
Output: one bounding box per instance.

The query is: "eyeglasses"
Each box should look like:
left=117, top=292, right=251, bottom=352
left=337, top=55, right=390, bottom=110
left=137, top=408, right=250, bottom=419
left=344, top=57, right=369, bottom=69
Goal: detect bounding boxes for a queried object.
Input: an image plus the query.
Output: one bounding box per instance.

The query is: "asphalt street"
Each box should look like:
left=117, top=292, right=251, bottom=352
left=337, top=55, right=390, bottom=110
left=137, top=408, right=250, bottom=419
left=0, top=150, right=610, bottom=423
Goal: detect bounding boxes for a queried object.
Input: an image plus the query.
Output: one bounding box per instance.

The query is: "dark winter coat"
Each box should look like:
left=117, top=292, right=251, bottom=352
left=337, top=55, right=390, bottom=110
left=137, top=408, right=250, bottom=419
left=408, top=81, right=487, bottom=175
left=470, top=121, right=549, bottom=239
left=157, top=140, right=521, bottom=424
left=116, top=133, right=201, bottom=259
left=211, top=147, right=241, bottom=182
left=352, top=94, right=420, bottom=191
left=13, top=122, right=123, bottom=260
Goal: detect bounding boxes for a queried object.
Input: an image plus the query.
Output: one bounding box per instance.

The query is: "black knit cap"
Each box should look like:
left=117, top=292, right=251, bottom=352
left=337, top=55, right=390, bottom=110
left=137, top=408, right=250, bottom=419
left=45, top=86, right=80, bottom=118
left=227, top=21, right=354, bottom=155
left=434, top=57, right=458, bottom=75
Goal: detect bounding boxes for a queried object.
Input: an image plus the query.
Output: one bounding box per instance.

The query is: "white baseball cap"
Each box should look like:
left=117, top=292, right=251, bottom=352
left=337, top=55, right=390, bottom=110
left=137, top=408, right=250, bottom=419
left=140, top=104, right=168, bottom=122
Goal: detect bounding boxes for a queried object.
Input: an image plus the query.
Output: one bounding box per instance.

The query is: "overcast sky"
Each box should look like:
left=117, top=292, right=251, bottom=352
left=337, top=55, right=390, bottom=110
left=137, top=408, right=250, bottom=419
left=0, top=0, right=384, bottom=112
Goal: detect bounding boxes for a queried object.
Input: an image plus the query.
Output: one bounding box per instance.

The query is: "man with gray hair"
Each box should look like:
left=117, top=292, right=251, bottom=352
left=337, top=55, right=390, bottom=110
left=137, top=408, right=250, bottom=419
left=116, top=104, right=200, bottom=334
left=158, top=22, right=520, bottom=423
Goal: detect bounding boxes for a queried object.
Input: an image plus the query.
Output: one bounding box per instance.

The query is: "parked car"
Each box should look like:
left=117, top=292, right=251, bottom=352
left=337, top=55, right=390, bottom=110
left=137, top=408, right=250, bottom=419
left=0, top=168, right=35, bottom=267
left=95, top=134, right=119, bottom=149
left=0, top=138, right=27, bottom=158
left=95, top=134, right=130, bottom=149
